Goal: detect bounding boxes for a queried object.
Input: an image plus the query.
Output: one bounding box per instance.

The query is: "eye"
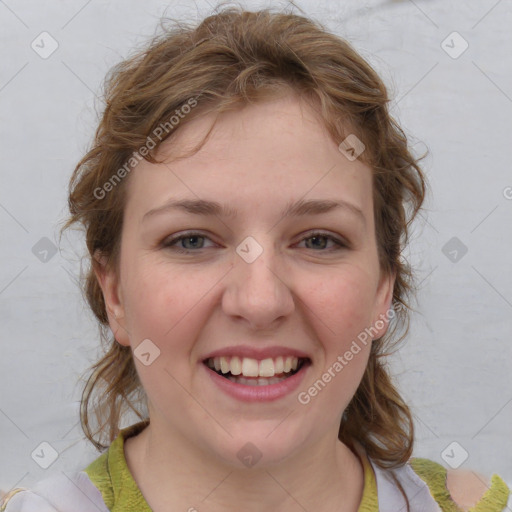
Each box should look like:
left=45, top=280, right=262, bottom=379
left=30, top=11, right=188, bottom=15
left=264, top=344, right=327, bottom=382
left=161, top=232, right=215, bottom=253
left=161, top=230, right=347, bottom=254
left=296, top=231, right=347, bottom=252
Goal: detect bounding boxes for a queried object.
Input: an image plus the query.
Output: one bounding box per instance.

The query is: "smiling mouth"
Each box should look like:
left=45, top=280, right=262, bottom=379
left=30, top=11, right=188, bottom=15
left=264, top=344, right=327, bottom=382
left=203, top=358, right=311, bottom=386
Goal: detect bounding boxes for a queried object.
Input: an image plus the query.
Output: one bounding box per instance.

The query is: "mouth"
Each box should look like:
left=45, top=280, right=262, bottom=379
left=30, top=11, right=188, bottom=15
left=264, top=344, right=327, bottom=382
left=203, top=355, right=311, bottom=386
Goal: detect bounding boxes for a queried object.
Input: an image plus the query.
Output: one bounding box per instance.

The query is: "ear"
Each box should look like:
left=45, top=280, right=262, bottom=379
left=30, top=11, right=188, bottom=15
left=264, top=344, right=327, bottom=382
left=370, top=269, right=396, bottom=340
left=93, top=251, right=130, bottom=347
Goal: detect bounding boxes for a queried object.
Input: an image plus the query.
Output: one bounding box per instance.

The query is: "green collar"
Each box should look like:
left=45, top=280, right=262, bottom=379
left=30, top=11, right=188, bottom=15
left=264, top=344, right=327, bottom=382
left=84, top=421, right=378, bottom=511
left=84, top=421, right=151, bottom=511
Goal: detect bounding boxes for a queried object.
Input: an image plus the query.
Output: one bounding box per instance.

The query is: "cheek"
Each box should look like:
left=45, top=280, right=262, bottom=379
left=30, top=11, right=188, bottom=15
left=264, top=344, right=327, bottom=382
left=304, top=266, right=377, bottom=341
left=122, top=262, right=207, bottom=342
left=120, top=265, right=208, bottom=396
left=296, top=270, right=375, bottom=418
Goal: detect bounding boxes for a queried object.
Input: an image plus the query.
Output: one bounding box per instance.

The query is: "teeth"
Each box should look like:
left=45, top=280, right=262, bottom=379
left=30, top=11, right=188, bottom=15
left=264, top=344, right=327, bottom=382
left=241, top=357, right=259, bottom=377
left=230, top=356, right=242, bottom=375
left=259, top=358, right=275, bottom=377
left=220, top=357, right=230, bottom=374
left=207, top=355, right=301, bottom=378
left=227, top=375, right=289, bottom=386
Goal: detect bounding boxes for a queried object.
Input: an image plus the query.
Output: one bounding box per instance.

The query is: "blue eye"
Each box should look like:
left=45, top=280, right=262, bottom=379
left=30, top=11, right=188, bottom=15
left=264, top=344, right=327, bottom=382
left=162, top=231, right=347, bottom=254
left=298, top=232, right=346, bottom=251
left=162, top=232, right=213, bottom=253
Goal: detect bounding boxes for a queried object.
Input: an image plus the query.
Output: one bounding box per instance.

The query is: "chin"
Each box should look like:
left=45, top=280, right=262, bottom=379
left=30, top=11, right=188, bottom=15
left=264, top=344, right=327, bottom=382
left=210, top=426, right=306, bottom=470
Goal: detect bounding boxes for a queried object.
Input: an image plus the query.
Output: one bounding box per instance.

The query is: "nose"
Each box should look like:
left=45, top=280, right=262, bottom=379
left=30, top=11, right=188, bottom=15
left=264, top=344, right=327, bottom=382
left=221, top=239, right=295, bottom=330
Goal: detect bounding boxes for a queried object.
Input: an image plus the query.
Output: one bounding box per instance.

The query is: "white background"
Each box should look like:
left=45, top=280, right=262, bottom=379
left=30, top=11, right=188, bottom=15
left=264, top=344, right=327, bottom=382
left=1, top=0, right=511, bottom=496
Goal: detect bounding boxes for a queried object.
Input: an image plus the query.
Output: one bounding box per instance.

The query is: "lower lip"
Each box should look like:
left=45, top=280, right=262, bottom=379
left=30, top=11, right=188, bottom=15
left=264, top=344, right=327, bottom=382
left=203, top=361, right=310, bottom=403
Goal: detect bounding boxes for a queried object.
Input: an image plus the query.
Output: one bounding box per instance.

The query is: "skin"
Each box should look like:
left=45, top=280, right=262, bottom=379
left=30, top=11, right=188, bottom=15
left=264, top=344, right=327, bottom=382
left=446, top=470, right=490, bottom=511
left=95, top=93, right=396, bottom=512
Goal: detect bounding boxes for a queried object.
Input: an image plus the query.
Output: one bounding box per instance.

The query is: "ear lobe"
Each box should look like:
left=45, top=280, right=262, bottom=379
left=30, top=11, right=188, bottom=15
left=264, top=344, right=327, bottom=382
left=93, top=251, right=130, bottom=346
left=371, top=269, right=396, bottom=340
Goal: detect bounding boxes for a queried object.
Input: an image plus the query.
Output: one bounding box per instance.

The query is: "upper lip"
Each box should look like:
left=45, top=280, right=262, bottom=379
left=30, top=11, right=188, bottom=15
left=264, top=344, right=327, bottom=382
left=201, top=345, right=312, bottom=362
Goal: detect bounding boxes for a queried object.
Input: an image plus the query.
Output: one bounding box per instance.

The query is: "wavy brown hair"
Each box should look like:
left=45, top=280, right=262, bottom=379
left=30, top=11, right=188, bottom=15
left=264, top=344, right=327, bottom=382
left=60, top=4, right=426, bottom=503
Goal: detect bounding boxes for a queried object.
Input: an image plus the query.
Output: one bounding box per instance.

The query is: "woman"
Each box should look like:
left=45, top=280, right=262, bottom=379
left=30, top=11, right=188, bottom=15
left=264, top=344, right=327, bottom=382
left=2, top=6, right=509, bottom=511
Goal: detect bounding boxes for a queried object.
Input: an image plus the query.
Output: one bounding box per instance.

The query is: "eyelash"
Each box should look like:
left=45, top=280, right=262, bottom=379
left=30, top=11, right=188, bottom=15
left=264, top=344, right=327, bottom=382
left=161, top=230, right=348, bottom=254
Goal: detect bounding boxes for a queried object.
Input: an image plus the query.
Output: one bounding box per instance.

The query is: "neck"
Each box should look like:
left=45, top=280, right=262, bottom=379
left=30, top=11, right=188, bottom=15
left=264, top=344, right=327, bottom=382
left=124, top=420, right=365, bottom=512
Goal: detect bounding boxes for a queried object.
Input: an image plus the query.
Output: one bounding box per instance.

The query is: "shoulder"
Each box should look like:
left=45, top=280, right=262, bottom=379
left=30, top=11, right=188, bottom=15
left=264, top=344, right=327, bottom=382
left=409, top=457, right=511, bottom=511
left=0, top=471, right=109, bottom=512
left=446, top=468, right=492, bottom=510
left=1, top=422, right=148, bottom=512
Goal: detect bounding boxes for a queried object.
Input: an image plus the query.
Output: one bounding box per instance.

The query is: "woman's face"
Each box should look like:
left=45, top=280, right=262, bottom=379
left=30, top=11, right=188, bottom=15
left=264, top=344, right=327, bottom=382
left=97, top=93, right=395, bottom=467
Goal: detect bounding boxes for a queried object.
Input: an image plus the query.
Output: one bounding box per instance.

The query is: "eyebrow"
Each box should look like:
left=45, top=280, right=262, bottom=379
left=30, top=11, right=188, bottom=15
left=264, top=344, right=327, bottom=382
left=142, top=197, right=366, bottom=226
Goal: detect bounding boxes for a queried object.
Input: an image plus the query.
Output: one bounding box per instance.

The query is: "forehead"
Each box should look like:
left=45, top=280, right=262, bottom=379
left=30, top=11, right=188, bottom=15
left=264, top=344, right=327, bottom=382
left=124, top=94, right=374, bottom=226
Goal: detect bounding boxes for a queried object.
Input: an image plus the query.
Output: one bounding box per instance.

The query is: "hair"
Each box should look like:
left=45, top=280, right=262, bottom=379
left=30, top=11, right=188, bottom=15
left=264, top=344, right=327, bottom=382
left=60, top=4, right=427, bottom=507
